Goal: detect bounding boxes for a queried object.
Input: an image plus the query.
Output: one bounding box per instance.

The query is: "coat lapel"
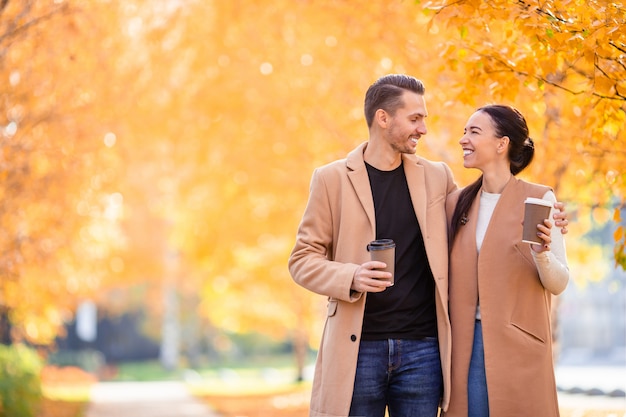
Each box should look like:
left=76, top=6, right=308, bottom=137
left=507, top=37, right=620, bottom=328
left=403, top=154, right=427, bottom=229
left=346, top=143, right=376, bottom=233
left=478, top=176, right=517, bottom=256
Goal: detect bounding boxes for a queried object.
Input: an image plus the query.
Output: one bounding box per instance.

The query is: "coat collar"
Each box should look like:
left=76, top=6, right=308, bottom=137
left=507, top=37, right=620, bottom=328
left=459, top=175, right=520, bottom=260
left=347, top=142, right=375, bottom=232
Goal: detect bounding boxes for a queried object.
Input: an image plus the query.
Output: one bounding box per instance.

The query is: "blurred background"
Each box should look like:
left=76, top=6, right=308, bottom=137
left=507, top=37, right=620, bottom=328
left=0, top=0, right=624, bottom=416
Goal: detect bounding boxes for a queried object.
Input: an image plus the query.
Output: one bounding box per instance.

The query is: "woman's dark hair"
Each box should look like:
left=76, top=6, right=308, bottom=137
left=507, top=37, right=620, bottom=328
left=364, top=74, right=425, bottom=128
left=450, top=104, right=535, bottom=240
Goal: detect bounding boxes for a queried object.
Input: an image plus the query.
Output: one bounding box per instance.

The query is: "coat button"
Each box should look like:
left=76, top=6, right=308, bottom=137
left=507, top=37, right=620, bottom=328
left=350, top=335, right=357, bottom=342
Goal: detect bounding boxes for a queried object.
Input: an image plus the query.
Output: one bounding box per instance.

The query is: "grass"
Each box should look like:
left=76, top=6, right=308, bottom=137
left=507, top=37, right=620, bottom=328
left=110, top=360, right=181, bottom=381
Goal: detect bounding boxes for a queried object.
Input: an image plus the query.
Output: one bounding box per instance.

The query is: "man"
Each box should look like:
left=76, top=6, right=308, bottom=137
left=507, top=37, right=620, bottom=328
left=288, top=74, right=566, bottom=417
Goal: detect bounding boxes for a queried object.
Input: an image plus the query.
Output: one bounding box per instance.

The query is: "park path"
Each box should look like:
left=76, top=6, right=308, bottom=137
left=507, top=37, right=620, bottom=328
left=84, top=381, right=222, bottom=417
left=81, top=366, right=626, bottom=417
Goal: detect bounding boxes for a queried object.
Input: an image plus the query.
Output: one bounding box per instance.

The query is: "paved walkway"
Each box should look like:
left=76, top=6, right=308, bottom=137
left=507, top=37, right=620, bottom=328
left=82, top=365, right=626, bottom=417
left=558, top=392, right=626, bottom=414
left=85, top=381, right=221, bottom=417
left=556, top=365, right=626, bottom=397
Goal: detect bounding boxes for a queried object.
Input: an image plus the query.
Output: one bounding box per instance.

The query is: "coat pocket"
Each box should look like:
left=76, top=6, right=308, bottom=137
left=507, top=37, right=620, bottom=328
left=510, top=321, right=546, bottom=345
left=513, top=242, right=536, bottom=268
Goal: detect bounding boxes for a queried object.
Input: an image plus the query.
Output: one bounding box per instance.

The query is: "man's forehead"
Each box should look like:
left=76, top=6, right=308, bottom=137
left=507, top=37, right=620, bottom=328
left=400, top=94, right=428, bottom=117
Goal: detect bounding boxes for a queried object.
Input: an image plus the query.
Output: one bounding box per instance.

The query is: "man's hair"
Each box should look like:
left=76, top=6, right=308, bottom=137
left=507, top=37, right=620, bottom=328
left=364, top=74, right=425, bottom=128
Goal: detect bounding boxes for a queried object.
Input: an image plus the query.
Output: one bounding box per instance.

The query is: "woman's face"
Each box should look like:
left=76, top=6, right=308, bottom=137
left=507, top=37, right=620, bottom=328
left=459, top=111, right=507, bottom=171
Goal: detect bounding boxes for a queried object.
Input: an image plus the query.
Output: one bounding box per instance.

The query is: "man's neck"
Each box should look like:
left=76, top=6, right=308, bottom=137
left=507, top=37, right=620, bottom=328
left=363, top=140, right=403, bottom=171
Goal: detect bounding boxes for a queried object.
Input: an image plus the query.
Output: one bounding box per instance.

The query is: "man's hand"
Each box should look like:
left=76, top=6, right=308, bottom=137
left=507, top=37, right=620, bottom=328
left=351, top=261, right=393, bottom=293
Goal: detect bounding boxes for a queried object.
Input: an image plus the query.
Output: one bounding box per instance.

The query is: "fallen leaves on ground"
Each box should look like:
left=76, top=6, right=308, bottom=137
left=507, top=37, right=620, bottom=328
left=200, top=387, right=310, bottom=417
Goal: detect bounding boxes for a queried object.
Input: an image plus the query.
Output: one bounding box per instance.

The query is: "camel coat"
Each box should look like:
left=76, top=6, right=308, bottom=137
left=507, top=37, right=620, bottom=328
left=444, top=177, right=560, bottom=417
left=289, top=142, right=457, bottom=417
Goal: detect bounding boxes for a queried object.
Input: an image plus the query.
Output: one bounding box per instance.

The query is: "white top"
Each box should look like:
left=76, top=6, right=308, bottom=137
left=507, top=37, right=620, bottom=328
left=475, top=190, right=570, bottom=319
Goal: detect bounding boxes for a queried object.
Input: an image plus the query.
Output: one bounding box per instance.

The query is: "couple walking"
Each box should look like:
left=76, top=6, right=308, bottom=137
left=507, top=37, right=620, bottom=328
left=288, top=74, right=570, bottom=417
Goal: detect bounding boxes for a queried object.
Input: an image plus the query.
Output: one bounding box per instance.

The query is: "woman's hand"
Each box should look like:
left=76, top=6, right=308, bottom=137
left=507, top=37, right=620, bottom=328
left=553, top=201, right=569, bottom=234
left=531, top=218, right=553, bottom=253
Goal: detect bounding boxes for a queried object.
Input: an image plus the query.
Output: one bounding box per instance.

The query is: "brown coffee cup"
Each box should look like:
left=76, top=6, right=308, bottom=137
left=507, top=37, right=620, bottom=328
left=522, top=197, right=552, bottom=245
left=367, top=239, right=395, bottom=285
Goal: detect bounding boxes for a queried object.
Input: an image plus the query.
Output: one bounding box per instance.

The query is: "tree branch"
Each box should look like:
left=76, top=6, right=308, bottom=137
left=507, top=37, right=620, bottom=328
left=610, top=40, right=626, bottom=55
left=0, top=2, right=69, bottom=47
left=516, top=0, right=569, bottom=24
left=472, top=47, right=626, bottom=101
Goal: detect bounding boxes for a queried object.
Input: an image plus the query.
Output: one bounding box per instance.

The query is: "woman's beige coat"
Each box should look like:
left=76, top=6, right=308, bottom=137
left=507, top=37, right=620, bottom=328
left=444, top=177, right=560, bottom=417
left=289, top=142, right=457, bottom=417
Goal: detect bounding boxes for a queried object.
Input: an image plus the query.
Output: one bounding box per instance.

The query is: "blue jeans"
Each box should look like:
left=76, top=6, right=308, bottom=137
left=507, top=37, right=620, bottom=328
left=348, top=338, right=442, bottom=417
left=468, top=321, right=489, bottom=417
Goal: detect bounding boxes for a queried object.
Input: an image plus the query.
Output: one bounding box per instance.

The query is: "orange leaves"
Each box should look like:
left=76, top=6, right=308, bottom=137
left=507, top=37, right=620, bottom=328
left=40, top=365, right=98, bottom=386
left=614, top=207, right=626, bottom=268
left=2, top=0, right=624, bottom=350
left=424, top=0, right=626, bottom=269
left=0, top=1, right=126, bottom=344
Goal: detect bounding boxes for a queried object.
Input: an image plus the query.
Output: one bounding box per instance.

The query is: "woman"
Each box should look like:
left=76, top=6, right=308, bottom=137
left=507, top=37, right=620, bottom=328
left=445, top=105, right=570, bottom=417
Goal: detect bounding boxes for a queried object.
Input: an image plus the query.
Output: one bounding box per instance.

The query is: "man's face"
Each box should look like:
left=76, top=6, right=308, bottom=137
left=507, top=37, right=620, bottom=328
left=385, top=91, right=428, bottom=155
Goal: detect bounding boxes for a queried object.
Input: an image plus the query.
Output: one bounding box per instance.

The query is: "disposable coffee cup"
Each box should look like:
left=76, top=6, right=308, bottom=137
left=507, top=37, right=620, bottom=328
left=367, top=239, right=395, bottom=285
left=522, top=197, right=553, bottom=244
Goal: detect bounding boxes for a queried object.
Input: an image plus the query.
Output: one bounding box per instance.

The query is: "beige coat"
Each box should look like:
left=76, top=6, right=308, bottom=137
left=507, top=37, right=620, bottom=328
left=289, top=142, right=457, bottom=417
left=444, top=177, right=560, bottom=417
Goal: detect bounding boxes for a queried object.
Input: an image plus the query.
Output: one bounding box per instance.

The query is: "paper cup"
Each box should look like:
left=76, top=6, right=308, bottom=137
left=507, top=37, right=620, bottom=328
left=522, top=197, right=552, bottom=244
left=367, top=239, right=395, bottom=285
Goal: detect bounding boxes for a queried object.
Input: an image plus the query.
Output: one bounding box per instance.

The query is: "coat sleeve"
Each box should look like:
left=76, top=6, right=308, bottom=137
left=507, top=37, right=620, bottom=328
left=442, top=162, right=459, bottom=226
left=531, top=190, right=570, bottom=295
left=288, top=168, right=362, bottom=302
left=442, top=161, right=458, bottom=198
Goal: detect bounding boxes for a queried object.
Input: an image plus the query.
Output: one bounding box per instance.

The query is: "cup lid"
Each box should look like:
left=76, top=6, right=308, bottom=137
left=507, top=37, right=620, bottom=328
left=367, top=239, right=395, bottom=250
left=524, top=197, right=552, bottom=207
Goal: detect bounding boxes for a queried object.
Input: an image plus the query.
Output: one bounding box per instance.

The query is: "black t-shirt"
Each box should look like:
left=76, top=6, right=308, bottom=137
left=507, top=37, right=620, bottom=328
left=361, top=162, right=437, bottom=340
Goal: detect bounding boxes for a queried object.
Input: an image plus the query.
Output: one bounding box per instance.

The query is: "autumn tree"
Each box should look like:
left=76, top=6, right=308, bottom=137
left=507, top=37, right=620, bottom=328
left=421, top=0, right=626, bottom=268
left=0, top=0, right=124, bottom=345
left=90, top=0, right=460, bottom=376
left=6, top=0, right=621, bottom=381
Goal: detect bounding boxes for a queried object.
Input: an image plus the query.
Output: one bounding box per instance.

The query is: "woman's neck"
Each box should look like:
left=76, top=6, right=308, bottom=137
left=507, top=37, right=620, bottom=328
left=481, top=168, right=512, bottom=194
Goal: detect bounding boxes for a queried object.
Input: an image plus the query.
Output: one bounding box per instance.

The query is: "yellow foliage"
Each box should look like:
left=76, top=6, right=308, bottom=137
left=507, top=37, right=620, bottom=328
left=592, top=207, right=612, bottom=224
left=424, top=0, right=626, bottom=269
left=2, top=0, right=625, bottom=351
left=0, top=0, right=128, bottom=344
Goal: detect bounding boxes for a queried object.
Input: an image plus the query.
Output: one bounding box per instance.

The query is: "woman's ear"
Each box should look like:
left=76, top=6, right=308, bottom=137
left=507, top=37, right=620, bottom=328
left=497, top=136, right=510, bottom=153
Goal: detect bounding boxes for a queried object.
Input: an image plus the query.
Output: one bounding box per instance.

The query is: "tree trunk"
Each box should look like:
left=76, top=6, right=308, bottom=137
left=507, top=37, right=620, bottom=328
left=293, top=318, right=308, bottom=382
left=160, top=252, right=180, bottom=371
left=0, top=307, right=11, bottom=345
